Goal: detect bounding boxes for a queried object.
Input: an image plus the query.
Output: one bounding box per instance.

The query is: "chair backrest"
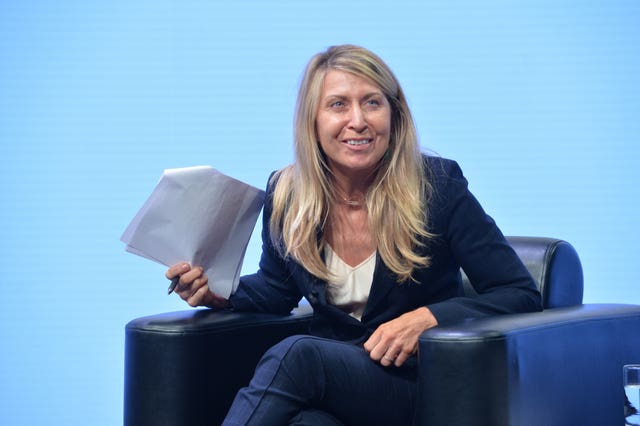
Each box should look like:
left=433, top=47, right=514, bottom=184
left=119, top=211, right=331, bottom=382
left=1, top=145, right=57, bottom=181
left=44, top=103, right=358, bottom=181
left=461, top=237, right=583, bottom=309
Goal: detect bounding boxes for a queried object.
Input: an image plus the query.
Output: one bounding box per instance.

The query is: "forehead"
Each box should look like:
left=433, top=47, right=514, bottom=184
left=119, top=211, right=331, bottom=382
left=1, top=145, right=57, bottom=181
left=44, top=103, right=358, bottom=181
left=320, top=69, right=383, bottom=97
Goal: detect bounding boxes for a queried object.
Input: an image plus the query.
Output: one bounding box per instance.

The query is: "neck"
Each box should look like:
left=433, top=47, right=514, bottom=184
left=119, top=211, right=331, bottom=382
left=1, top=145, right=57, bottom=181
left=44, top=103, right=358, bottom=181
left=329, top=169, right=376, bottom=197
left=326, top=161, right=379, bottom=208
left=335, top=188, right=365, bottom=207
left=331, top=177, right=371, bottom=208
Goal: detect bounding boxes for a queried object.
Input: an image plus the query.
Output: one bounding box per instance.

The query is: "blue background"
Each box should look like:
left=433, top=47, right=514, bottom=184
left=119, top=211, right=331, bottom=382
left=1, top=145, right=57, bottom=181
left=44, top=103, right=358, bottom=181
left=1, top=1, right=638, bottom=424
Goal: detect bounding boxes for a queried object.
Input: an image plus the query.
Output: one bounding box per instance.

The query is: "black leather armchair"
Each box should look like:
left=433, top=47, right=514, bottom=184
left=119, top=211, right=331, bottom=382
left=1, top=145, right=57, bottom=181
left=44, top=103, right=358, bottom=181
left=124, top=237, right=640, bottom=425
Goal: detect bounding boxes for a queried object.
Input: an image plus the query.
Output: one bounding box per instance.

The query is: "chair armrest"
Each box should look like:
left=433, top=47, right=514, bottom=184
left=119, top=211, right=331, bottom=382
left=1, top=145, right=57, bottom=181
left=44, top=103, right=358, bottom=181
left=415, top=304, right=640, bottom=426
left=462, top=237, right=584, bottom=308
left=507, top=236, right=584, bottom=308
left=124, top=304, right=313, bottom=426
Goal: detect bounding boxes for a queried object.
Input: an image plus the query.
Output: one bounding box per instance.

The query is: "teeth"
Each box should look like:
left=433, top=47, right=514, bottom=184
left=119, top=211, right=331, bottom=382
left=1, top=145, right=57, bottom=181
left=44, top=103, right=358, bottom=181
left=346, top=139, right=371, bottom=146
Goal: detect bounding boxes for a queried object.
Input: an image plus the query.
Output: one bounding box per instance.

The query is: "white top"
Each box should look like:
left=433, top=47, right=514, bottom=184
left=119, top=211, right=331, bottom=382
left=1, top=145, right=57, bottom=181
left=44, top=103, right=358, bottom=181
left=324, top=245, right=376, bottom=321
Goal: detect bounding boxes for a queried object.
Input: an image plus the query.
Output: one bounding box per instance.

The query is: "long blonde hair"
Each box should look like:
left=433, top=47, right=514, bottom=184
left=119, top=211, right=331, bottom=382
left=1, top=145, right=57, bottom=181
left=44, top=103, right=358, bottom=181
left=270, top=45, right=434, bottom=283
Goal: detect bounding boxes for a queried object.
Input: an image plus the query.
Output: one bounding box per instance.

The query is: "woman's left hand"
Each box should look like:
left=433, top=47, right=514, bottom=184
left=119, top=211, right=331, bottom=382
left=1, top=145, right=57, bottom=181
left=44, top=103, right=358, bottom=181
left=364, top=307, right=438, bottom=367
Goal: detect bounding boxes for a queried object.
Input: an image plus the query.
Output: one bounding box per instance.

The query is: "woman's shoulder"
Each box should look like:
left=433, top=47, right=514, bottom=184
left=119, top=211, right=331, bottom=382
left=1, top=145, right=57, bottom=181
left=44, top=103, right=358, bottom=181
left=265, top=165, right=293, bottom=193
left=421, top=154, right=472, bottom=217
left=421, top=154, right=465, bottom=183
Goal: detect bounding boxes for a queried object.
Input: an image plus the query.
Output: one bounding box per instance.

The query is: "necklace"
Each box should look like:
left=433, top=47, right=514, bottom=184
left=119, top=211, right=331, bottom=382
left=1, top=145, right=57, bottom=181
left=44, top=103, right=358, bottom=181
left=341, top=197, right=361, bottom=207
left=334, top=187, right=365, bottom=207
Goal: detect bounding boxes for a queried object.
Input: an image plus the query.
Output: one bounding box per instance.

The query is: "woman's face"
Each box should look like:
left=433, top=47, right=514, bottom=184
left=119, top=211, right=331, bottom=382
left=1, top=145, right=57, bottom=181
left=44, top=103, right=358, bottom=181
left=315, top=70, right=391, bottom=180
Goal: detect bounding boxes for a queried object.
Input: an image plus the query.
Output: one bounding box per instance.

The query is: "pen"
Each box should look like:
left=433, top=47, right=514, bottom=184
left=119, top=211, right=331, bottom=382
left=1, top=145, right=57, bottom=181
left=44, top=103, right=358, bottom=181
left=167, top=276, right=180, bottom=295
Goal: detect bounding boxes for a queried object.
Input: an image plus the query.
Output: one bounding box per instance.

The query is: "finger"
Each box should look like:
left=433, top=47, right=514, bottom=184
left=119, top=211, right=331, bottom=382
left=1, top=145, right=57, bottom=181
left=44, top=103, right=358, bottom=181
left=363, top=332, right=381, bottom=354
left=187, top=281, right=211, bottom=307
left=368, top=333, right=396, bottom=362
left=380, top=354, right=395, bottom=367
left=191, top=274, right=209, bottom=296
left=166, top=262, right=190, bottom=279
left=380, top=346, right=404, bottom=367
left=393, top=346, right=415, bottom=367
left=176, top=274, right=206, bottom=301
left=177, top=266, right=204, bottom=289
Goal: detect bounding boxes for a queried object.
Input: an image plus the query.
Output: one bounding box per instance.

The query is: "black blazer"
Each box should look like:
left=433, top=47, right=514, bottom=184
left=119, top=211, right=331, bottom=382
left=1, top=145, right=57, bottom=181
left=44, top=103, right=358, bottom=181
left=230, top=156, right=542, bottom=342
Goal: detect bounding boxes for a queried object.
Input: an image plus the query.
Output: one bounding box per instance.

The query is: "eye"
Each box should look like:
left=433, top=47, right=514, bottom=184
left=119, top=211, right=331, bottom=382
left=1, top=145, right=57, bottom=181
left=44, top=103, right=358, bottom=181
left=363, top=97, right=384, bottom=110
left=329, top=100, right=345, bottom=109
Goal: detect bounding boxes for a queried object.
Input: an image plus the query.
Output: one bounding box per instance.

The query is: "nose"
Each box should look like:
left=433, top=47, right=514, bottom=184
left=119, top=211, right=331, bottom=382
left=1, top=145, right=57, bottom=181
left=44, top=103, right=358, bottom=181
left=348, top=105, right=367, bottom=132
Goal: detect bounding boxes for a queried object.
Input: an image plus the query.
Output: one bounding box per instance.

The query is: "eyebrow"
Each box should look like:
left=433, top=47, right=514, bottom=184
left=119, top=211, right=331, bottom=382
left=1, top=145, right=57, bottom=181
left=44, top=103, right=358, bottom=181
left=322, top=92, right=384, bottom=102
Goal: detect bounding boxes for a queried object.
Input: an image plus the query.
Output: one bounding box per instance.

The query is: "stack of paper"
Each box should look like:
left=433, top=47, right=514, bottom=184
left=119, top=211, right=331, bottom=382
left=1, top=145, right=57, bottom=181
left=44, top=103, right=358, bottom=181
left=121, top=166, right=265, bottom=298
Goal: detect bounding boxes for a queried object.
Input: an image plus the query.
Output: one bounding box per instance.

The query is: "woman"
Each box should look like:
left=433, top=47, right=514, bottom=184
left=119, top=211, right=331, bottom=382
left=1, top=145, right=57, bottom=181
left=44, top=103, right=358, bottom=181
left=166, top=45, right=542, bottom=425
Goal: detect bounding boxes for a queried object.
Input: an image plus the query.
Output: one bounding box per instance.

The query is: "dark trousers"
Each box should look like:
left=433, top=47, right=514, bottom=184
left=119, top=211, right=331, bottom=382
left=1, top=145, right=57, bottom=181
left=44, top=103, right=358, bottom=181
left=222, top=335, right=418, bottom=426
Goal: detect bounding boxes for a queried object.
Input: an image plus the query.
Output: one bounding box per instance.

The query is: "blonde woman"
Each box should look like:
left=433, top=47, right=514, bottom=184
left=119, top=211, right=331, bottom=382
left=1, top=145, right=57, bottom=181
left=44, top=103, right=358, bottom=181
left=166, top=45, right=542, bottom=425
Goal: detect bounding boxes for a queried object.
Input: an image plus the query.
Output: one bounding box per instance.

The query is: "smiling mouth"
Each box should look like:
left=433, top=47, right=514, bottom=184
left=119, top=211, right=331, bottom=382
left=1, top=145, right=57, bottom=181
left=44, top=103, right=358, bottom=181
left=344, top=139, right=372, bottom=146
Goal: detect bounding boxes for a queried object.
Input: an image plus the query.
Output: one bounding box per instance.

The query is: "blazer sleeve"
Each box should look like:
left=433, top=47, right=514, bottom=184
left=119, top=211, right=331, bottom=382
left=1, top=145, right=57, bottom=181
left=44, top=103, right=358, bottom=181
left=425, top=159, right=542, bottom=326
left=228, top=173, right=304, bottom=315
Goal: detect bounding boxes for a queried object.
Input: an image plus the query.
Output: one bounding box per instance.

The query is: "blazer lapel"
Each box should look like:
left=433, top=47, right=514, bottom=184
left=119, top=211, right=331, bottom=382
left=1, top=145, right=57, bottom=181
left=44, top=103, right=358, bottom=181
left=361, top=254, right=396, bottom=322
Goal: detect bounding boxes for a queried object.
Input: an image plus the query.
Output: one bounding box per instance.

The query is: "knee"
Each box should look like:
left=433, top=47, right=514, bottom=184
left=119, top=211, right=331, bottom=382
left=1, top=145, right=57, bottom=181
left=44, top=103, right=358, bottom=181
left=258, top=335, right=328, bottom=382
left=264, top=335, right=324, bottom=366
left=252, top=335, right=327, bottom=399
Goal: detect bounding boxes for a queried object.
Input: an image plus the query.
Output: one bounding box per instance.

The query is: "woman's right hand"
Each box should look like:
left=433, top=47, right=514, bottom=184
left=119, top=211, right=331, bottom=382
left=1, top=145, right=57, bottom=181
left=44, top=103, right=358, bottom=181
left=165, top=263, right=230, bottom=309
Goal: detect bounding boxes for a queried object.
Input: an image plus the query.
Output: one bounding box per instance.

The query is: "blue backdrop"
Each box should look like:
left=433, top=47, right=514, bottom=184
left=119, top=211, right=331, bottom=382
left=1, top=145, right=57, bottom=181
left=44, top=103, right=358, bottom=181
left=1, top=1, right=638, bottom=424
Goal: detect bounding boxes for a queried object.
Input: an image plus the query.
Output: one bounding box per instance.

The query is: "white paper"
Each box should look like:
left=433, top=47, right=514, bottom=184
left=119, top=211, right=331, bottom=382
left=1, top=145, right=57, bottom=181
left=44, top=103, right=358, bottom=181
left=121, top=166, right=265, bottom=298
